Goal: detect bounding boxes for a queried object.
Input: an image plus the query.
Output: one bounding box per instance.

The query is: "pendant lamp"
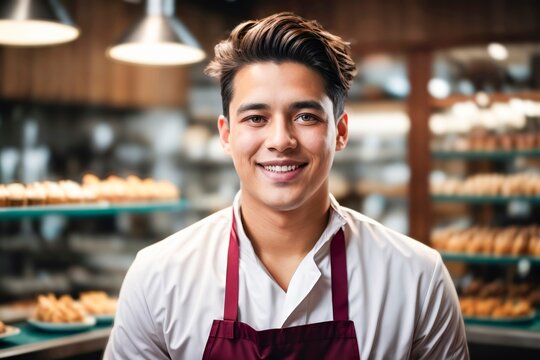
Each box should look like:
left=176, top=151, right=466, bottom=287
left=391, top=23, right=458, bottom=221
left=0, top=0, right=79, bottom=46
left=107, top=0, right=205, bottom=66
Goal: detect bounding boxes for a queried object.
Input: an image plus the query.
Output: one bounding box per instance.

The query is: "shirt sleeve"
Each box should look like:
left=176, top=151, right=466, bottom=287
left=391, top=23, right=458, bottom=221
left=103, top=253, right=169, bottom=360
left=410, top=254, right=469, bottom=360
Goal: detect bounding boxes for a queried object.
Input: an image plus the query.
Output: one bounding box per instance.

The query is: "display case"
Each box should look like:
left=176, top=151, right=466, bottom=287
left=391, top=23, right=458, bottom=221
left=427, top=43, right=540, bottom=351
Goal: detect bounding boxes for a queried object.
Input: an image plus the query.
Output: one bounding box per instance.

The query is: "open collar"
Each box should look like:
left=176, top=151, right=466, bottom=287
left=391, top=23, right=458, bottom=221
left=232, top=191, right=347, bottom=263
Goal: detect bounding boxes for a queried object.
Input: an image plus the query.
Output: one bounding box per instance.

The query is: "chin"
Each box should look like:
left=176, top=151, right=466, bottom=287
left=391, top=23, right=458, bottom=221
left=260, top=193, right=306, bottom=212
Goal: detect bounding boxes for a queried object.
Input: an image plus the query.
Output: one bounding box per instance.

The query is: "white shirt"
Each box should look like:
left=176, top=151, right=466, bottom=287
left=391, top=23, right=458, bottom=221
left=104, top=193, right=469, bottom=359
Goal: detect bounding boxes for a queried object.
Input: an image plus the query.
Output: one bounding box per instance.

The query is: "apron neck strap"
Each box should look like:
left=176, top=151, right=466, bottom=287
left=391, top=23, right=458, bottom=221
left=224, top=209, right=349, bottom=322
left=330, top=227, right=349, bottom=321
left=224, top=210, right=240, bottom=321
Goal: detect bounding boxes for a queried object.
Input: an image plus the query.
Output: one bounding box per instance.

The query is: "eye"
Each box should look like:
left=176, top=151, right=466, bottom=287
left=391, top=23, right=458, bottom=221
left=295, top=113, right=320, bottom=124
left=243, top=115, right=267, bottom=126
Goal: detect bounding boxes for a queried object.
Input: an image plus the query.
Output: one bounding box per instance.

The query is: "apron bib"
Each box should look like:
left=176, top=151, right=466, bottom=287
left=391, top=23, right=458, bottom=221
left=202, top=211, right=361, bottom=359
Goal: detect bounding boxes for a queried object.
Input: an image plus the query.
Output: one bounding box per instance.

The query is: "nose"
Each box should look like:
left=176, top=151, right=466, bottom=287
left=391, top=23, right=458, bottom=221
left=264, top=118, right=297, bottom=152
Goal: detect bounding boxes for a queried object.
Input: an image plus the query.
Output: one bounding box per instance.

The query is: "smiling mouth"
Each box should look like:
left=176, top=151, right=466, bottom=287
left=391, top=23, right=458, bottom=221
left=262, top=164, right=303, bottom=173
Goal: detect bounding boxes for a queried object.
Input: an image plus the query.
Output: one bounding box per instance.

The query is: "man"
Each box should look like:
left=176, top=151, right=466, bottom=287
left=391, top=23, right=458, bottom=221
left=105, top=12, right=468, bottom=359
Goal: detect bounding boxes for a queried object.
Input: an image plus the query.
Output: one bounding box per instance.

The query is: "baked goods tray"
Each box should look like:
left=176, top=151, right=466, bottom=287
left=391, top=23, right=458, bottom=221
left=0, top=200, right=188, bottom=219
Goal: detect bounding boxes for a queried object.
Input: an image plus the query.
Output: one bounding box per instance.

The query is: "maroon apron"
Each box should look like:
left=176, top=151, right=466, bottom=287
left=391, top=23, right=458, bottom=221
left=202, top=211, right=361, bottom=359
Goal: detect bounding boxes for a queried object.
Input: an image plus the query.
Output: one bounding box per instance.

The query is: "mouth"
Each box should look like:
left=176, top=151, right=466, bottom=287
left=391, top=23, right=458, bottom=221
left=257, top=161, right=308, bottom=181
left=261, top=164, right=304, bottom=173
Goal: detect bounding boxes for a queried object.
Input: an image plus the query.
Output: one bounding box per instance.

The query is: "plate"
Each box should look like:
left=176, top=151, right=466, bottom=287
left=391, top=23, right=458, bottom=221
left=94, top=314, right=114, bottom=324
left=0, top=304, right=35, bottom=323
left=0, top=325, right=21, bottom=339
left=28, top=316, right=96, bottom=332
left=463, top=311, right=536, bottom=325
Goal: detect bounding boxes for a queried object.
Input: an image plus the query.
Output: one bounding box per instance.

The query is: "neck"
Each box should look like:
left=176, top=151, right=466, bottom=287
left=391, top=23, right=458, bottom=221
left=240, top=191, right=331, bottom=260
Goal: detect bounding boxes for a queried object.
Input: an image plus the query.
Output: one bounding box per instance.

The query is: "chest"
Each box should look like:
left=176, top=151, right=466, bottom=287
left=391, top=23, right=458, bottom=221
left=157, top=253, right=418, bottom=360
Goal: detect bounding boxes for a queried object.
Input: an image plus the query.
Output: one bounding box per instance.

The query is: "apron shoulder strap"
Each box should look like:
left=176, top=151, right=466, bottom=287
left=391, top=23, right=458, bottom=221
left=224, top=211, right=240, bottom=321
left=330, top=228, right=349, bottom=321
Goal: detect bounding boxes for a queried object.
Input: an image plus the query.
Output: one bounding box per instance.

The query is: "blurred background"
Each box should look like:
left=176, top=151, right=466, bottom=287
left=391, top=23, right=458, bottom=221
left=1, top=0, right=540, bottom=358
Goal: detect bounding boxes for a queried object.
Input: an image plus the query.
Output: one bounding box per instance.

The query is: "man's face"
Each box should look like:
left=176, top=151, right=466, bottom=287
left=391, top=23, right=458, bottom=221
left=218, top=61, right=348, bottom=212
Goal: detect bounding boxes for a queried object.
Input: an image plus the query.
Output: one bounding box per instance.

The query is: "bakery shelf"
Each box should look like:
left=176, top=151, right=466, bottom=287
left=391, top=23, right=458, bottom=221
left=466, top=321, right=540, bottom=350
left=440, top=252, right=540, bottom=265
left=432, top=149, right=540, bottom=160
left=0, top=200, right=188, bottom=220
left=431, top=195, right=540, bottom=204
left=0, top=321, right=111, bottom=359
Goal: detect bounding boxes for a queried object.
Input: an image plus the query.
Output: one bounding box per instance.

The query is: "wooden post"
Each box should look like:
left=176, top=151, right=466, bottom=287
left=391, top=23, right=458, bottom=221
left=407, top=49, right=432, bottom=244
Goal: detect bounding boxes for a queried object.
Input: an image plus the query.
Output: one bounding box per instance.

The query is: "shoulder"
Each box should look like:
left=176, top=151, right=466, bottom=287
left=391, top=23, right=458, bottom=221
left=339, top=206, right=442, bottom=277
left=130, top=207, right=232, bottom=280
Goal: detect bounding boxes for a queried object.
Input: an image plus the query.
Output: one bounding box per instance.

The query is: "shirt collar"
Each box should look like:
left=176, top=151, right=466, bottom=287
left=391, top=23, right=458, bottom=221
left=232, top=191, right=259, bottom=262
left=232, top=191, right=347, bottom=262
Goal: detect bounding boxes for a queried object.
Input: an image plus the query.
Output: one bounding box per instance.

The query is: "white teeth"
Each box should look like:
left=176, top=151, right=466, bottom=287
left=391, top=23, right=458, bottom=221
left=264, top=165, right=300, bottom=173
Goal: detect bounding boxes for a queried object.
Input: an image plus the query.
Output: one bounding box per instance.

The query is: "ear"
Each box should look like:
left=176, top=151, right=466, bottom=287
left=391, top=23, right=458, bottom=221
left=217, top=115, right=232, bottom=155
left=335, top=113, right=349, bottom=151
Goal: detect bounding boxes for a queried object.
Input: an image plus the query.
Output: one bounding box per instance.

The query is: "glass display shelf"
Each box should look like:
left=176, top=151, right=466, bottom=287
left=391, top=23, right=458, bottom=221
left=0, top=321, right=111, bottom=358
left=431, top=195, right=540, bottom=204
left=466, top=319, right=540, bottom=349
left=0, top=200, right=188, bottom=220
left=432, top=149, right=540, bottom=160
left=440, top=252, right=540, bottom=265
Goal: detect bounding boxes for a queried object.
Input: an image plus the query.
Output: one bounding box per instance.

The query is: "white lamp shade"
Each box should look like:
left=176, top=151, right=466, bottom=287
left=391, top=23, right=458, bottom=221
left=108, top=42, right=205, bottom=66
left=0, top=19, right=78, bottom=46
left=107, top=11, right=205, bottom=66
left=0, top=0, right=79, bottom=46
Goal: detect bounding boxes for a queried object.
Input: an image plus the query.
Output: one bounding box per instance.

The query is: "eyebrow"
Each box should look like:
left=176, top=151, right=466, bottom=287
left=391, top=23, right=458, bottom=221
left=236, top=103, right=270, bottom=116
left=289, top=101, right=325, bottom=112
left=236, top=100, right=325, bottom=116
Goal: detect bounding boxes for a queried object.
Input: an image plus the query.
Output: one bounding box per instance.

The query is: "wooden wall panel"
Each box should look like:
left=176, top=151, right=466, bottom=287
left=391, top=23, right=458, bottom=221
left=0, top=0, right=190, bottom=108
left=1, top=0, right=539, bottom=107
left=407, top=50, right=432, bottom=244
left=251, top=0, right=540, bottom=54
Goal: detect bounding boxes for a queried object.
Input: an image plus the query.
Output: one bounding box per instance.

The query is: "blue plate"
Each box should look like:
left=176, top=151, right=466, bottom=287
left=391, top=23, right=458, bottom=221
left=28, top=316, right=96, bottom=332
left=0, top=325, right=21, bottom=339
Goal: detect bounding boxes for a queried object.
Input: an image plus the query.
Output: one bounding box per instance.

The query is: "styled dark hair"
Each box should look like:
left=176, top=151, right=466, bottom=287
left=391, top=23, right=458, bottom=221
left=204, top=12, right=357, bottom=120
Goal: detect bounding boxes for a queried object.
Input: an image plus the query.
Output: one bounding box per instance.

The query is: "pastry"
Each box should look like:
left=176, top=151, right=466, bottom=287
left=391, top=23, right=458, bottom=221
left=59, top=180, right=85, bottom=204
left=474, top=298, right=500, bottom=317
left=446, top=234, right=467, bottom=253
left=43, top=181, right=66, bottom=204
left=6, top=183, right=27, bottom=206
left=511, top=299, right=533, bottom=317
left=79, top=291, right=117, bottom=315
left=34, top=294, right=85, bottom=323
left=0, top=184, right=8, bottom=207
left=125, top=175, right=143, bottom=202
left=82, top=173, right=100, bottom=186
left=511, top=233, right=528, bottom=256
left=26, top=183, right=47, bottom=205
left=156, top=180, right=180, bottom=201
left=459, top=297, right=475, bottom=316
left=493, top=233, right=512, bottom=256
left=465, top=235, right=483, bottom=254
